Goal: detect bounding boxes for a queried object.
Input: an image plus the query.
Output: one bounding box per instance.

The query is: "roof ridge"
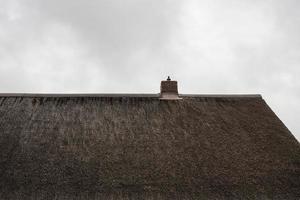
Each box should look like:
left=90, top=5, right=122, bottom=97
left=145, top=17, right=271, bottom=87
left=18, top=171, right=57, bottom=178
left=0, top=93, right=262, bottom=98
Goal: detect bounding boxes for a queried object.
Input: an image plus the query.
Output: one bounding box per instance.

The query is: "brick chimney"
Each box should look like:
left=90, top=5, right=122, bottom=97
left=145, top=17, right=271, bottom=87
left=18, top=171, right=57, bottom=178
left=160, top=76, right=181, bottom=100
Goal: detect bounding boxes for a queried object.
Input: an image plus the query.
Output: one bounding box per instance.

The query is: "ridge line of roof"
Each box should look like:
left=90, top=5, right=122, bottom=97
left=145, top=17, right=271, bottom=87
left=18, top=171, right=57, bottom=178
left=0, top=93, right=262, bottom=98
left=182, top=94, right=262, bottom=98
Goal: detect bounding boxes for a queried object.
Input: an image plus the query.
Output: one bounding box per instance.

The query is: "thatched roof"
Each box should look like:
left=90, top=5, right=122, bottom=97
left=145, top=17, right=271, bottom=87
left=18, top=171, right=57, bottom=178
left=0, top=94, right=299, bottom=199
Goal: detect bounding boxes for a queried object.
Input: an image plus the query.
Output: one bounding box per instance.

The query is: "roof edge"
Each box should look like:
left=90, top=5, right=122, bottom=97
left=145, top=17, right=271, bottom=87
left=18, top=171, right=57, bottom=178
left=181, top=94, right=262, bottom=98
left=0, top=93, right=262, bottom=98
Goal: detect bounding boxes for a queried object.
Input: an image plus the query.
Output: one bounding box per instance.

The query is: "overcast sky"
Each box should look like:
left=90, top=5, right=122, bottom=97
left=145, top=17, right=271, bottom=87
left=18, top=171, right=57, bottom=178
left=0, top=0, right=299, bottom=141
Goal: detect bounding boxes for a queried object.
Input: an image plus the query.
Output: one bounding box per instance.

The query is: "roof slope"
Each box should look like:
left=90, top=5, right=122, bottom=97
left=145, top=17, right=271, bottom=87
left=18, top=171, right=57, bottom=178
left=0, top=95, right=299, bottom=199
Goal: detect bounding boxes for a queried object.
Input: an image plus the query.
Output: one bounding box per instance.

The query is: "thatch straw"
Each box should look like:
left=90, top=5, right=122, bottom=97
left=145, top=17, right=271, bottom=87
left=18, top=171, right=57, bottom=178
left=0, top=95, right=299, bottom=199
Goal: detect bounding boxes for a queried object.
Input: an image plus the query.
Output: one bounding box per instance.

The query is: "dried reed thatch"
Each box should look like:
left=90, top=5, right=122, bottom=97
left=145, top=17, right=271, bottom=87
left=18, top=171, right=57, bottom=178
left=0, top=94, right=299, bottom=199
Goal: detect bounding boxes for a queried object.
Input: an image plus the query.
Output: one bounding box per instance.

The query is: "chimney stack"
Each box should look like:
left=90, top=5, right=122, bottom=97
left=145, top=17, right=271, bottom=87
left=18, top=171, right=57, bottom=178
left=160, top=76, right=181, bottom=100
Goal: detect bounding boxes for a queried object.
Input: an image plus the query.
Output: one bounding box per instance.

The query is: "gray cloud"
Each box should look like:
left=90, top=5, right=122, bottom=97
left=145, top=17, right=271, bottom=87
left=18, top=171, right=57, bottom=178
left=0, top=0, right=299, bottom=140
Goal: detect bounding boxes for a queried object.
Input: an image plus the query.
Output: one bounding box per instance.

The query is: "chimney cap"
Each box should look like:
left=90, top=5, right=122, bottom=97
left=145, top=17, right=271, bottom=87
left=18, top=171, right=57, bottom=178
left=160, top=77, right=181, bottom=100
